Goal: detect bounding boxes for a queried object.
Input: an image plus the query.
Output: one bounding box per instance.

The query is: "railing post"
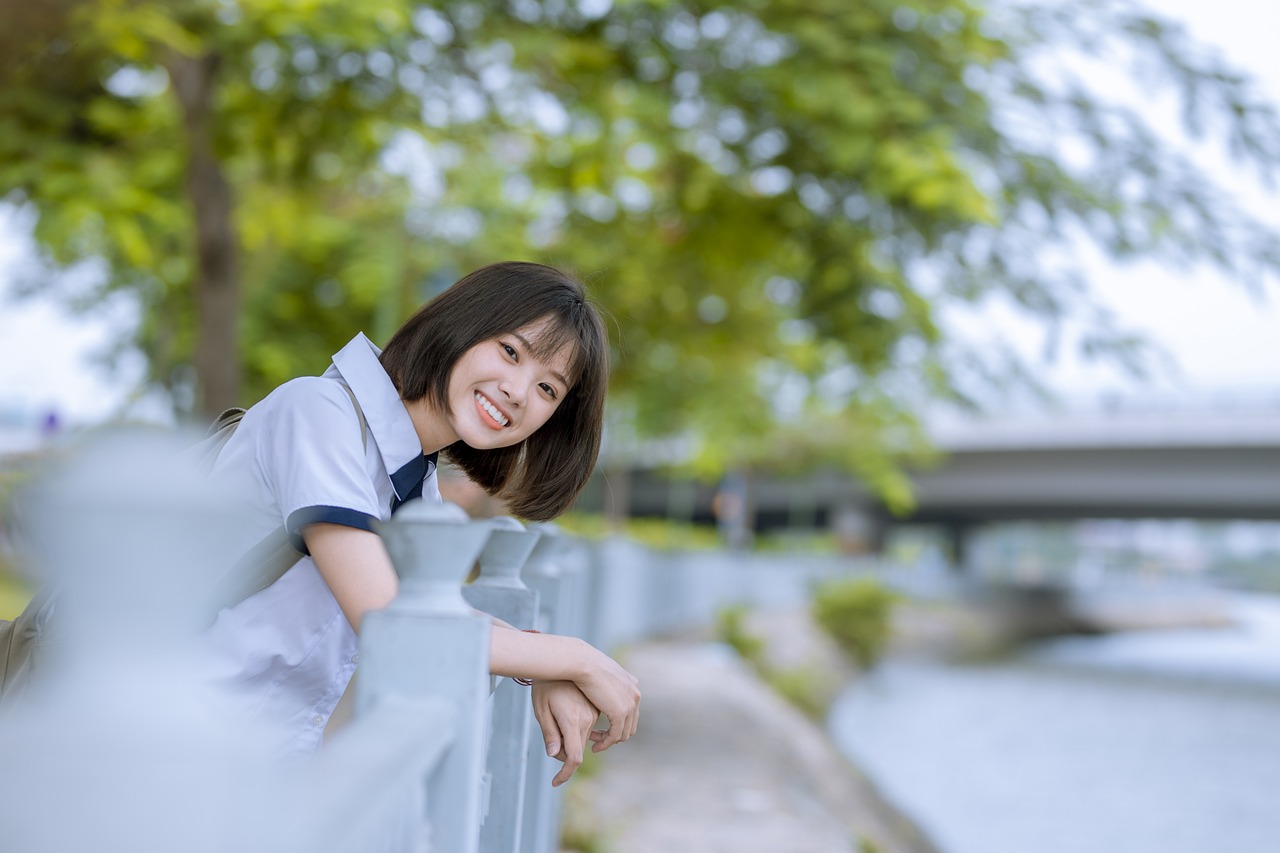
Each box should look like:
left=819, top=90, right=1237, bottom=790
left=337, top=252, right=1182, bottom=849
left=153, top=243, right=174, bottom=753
left=517, top=526, right=586, bottom=853
left=0, top=430, right=283, bottom=852
left=361, top=501, right=493, bottom=853
left=463, top=517, right=541, bottom=853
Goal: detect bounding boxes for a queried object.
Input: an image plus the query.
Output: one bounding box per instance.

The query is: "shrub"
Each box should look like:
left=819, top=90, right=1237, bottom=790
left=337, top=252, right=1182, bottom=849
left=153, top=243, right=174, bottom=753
left=714, top=604, right=764, bottom=665
left=812, top=577, right=897, bottom=669
left=555, top=513, right=722, bottom=551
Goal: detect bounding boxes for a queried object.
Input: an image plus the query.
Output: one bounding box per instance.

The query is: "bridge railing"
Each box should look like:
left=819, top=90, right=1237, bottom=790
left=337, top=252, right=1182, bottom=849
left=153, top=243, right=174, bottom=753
left=0, top=430, right=887, bottom=852
left=239, top=500, right=580, bottom=853
left=0, top=434, right=581, bottom=853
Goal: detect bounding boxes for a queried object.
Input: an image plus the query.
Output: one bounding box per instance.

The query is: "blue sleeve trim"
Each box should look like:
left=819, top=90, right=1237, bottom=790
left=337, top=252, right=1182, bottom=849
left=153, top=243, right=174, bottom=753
left=286, top=505, right=378, bottom=555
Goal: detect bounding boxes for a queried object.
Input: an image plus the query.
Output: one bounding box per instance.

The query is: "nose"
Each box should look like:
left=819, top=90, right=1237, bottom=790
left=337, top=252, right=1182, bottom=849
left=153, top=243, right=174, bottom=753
left=497, top=372, right=531, bottom=408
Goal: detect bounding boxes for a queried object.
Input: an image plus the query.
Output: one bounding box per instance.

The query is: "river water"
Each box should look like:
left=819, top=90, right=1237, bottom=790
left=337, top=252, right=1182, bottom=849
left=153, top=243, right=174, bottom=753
left=828, top=592, right=1280, bottom=853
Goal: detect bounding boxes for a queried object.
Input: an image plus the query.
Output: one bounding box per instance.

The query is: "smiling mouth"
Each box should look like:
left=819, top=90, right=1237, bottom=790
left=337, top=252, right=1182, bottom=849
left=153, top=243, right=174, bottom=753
left=475, top=391, right=510, bottom=428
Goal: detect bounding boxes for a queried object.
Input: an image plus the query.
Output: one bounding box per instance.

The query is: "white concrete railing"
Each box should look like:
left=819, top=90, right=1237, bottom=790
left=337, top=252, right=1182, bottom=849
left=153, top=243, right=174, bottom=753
left=0, top=430, right=883, bottom=853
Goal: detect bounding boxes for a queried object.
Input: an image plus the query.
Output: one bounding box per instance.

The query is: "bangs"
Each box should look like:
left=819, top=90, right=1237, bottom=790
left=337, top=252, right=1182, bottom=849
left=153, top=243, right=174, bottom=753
left=526, top=309, right=601, bottom=390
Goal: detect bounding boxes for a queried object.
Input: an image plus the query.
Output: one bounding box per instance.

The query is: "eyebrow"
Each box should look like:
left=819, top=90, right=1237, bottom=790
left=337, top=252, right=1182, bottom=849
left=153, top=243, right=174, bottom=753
left=511, top=331, right=571, bottom=389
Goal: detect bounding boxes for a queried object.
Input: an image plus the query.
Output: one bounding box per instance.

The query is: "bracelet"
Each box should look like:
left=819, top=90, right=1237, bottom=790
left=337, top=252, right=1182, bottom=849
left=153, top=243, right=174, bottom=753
left=512, top=629, right=541, bottom=686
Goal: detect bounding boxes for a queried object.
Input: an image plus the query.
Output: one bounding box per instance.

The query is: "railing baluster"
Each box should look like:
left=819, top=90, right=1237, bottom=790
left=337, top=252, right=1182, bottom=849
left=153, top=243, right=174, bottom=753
left=464, top=517, right=541, bottom=853
left=517, top=526, right=584, bottom=853
left=360, top=500, right=494, bottom=853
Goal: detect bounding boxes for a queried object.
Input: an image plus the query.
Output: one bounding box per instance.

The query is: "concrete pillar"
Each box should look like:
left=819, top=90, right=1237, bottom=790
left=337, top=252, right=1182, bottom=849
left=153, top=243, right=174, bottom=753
left=518, top=526, right=582, bottom=853
left=362, top=501, right=493, bottom=853
left=465, top=517, right=540, bottom=853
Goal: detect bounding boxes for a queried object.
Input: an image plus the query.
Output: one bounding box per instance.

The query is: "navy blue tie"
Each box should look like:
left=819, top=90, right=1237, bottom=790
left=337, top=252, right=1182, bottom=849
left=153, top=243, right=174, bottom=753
left=391, top=452, right=437, bottom=514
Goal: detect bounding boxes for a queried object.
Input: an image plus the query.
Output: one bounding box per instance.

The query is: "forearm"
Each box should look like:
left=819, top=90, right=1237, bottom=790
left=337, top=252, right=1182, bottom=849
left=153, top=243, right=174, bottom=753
left=489, top=625, right=587, bottom=682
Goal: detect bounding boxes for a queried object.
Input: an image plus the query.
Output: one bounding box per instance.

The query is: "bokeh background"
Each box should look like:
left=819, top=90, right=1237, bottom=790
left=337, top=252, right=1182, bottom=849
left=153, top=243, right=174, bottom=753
left=2, top=1, right=1279, bottom=852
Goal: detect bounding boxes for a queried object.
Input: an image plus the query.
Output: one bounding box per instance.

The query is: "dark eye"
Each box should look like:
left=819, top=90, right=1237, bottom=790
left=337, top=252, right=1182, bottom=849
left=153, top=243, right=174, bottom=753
left=502, top=343, right=517, bottom=359
left=540, top=383, right=558, bottom=400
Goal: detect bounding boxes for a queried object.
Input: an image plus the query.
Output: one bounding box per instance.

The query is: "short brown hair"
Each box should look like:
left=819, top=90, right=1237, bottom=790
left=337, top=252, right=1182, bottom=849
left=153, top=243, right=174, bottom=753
left=379, top=261, right=608, bottom=521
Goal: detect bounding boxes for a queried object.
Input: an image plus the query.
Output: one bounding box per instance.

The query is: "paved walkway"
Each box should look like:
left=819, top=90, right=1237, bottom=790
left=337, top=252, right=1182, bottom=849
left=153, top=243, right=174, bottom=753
left=562, top=639, right=939, bottom=853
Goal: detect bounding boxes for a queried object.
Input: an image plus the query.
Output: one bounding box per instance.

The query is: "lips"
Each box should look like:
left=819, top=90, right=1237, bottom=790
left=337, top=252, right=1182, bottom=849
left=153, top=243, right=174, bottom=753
left=474, top=391, right=510, bottom=429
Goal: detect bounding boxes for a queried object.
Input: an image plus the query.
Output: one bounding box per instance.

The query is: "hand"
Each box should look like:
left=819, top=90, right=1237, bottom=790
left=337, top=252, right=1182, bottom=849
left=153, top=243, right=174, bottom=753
left=571, top=644, right=641, bottom=754
left=530, top=680, right=606, bottom=787
left=487, top=629, right=640, bottom=754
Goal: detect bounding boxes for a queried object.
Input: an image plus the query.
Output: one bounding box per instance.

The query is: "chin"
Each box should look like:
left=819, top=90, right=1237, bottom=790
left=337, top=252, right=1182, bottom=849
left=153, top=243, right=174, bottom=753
left=463, top=431, right=524, bottom=451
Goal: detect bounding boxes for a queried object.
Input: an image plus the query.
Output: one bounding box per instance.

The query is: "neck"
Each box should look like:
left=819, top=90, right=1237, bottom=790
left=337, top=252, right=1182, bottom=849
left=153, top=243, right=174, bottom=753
left=404, top=397, right=455, bottom=456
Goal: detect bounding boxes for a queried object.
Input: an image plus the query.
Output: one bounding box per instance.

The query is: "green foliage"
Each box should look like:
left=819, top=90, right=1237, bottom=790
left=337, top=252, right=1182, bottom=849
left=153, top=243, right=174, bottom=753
left=812, top=577, right=898, bottom=669
left=753, top=530, right=841, bottom=554
left=858, top=836, right=883, bottom=853
left=560, top=823, right=610, bottom=853
left=0, top=571, right=32, bottom=622
left=761, top=666, right=828, bottom=721
left=0, top=464, right=35, bottom=618
left=5, top=0, right=1280, bottom=504
left=714, top=604, right=765, bottom=663
left=714, top=604, right=827, bottom=720
left=555, top=513, right=722, bottom=551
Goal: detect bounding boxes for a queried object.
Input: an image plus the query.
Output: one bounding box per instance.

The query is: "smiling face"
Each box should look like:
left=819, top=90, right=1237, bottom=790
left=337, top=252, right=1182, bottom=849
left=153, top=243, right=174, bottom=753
left=440, top=319, right=575, bottom=451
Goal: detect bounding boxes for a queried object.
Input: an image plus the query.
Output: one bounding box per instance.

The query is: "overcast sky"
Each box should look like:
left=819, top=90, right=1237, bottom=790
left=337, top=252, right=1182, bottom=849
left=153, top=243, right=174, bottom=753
left=1, top=0, right=1278, bottom=425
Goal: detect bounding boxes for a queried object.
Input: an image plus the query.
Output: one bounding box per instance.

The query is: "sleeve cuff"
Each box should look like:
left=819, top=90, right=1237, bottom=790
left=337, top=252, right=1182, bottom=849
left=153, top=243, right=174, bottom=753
left=286, top=505, right=378, bottom=554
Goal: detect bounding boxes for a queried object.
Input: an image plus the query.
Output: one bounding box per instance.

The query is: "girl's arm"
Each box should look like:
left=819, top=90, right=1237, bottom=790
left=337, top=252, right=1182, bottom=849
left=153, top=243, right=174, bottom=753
left=305, top=523, right=399, bottom=633
left=530, top=681, right=607, bottom=786
left=489, top=627, right=640, bottom=751
left=305, top=523, right=641, bottom=750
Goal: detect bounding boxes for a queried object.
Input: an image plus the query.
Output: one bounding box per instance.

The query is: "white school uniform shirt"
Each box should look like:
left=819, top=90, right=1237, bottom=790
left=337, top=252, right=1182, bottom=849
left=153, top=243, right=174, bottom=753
left=198, top=333, right=440, bottom=757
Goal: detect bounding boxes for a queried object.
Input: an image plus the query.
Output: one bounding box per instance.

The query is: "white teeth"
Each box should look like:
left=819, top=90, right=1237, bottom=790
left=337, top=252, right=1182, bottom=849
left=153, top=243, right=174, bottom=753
left=475, top=392, right=509, bottom=426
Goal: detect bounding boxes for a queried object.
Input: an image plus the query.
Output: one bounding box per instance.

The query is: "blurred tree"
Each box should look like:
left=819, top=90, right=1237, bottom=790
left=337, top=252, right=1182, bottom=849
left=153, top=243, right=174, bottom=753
left=0, top=0, right=437, bottom=414
left=3, top=0, right=1279, bottom=508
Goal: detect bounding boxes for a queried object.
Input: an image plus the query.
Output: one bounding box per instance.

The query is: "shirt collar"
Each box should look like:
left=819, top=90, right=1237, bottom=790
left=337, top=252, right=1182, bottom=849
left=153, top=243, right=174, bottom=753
left=324, top=333, right=436, bottom=501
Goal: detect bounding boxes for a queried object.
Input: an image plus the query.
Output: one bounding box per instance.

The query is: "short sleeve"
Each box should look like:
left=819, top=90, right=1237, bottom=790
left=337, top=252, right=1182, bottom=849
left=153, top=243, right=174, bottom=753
left=255, top=378, right=382, bottom=553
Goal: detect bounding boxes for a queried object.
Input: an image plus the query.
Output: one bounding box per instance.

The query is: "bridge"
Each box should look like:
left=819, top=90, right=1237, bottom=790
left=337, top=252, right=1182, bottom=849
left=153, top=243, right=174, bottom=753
left=819, top=405, right=1280, bottom=524
left=614, top=399, right=1280, bottom=549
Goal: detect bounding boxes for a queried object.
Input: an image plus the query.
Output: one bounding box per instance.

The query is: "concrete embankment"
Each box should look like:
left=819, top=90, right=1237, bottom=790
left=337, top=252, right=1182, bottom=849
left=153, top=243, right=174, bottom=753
left=561, top=611, right=940, bottom=853
left=558, top=582, right=1233, bottom=851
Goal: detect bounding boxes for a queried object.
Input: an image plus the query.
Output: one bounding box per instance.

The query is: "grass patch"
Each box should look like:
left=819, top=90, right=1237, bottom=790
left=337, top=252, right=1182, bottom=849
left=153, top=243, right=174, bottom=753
left=560, top=823, right=611, bottom=853
left=762, top=666, right=827, bottom=720
left=715, top=605, right=828, bottom=720
left=560, top=761, right=614, bottom=853
left=857, top=835, right=883, bottom=853
left=715, top=604, right=765, bottom=664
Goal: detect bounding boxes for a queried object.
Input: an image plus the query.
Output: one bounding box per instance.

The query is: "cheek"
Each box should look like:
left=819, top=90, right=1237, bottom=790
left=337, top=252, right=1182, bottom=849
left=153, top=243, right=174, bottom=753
left=526, top=400, right=560, bottom=434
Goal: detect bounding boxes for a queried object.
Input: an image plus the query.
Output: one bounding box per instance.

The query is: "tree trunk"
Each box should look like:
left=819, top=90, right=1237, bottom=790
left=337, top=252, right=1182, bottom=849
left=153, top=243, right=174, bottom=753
left=166, top=51, right=239, bottom=418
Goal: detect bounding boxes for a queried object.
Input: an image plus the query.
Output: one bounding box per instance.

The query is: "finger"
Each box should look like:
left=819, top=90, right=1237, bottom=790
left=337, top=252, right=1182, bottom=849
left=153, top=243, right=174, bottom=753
left=538, top=710, right=564, bottom=759
left=552, top=737, right=583, bottom=787
left=590, top=724, right=613, bottom=753
left=597, top=717, right=624, bottom=751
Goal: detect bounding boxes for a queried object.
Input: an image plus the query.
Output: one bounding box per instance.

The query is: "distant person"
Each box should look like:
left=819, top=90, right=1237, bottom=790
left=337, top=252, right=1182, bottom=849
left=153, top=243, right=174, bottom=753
left=203, top=261, right=638, bottom=785
left=38, top=410, right=60, bottom=442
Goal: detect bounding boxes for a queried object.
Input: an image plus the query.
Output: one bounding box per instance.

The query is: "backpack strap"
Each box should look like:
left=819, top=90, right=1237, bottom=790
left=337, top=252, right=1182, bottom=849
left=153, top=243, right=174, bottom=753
left=204, top=380, right=369, bottom=618
left=200, top=407, right=248, bottom=471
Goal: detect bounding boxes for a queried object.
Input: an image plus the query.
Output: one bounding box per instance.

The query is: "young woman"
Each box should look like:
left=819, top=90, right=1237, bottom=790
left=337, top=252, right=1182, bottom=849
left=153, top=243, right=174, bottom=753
left=202, top=261, right=638, bottom=786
